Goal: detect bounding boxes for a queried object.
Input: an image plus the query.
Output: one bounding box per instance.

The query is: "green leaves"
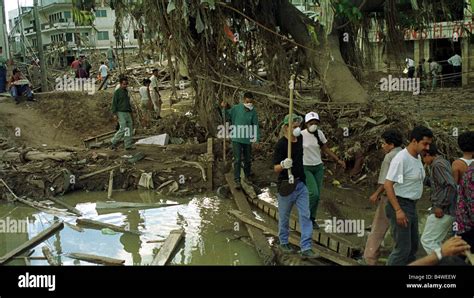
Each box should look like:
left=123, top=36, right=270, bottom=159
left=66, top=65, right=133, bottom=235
left=334, top=0, right=362, bottom=22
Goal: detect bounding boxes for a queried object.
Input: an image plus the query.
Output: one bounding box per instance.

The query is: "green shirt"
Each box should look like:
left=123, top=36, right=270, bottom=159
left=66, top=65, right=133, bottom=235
left=112, top=88, right=132, bottom=113
left=223, top=103, right=260, bottom=144
left=0, top=56, right=7, bottom=68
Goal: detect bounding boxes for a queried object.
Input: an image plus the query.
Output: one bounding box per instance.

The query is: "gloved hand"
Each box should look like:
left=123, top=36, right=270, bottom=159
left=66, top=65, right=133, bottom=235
left=280, top=158, right=293, bottom=169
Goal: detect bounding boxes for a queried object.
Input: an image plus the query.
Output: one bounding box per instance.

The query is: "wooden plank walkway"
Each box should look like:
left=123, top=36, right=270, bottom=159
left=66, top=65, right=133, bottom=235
left=151, top=229, right=184, bottom=265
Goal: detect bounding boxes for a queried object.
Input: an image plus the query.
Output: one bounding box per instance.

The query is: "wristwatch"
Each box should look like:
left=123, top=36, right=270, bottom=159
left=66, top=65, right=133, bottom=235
left=434, top=247, right=443, bottom=261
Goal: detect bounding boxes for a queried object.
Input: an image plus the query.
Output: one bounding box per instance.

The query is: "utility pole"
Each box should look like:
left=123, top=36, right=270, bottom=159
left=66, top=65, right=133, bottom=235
left=17, top=0, right=26, bottom=62
left=33, top=0, right=48, bottom=91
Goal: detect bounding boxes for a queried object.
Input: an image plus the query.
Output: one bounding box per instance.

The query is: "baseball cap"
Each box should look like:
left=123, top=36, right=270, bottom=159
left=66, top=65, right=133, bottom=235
left=283, top=114, right=303, bottom=125
left=305, top=112, right=320, bottom=123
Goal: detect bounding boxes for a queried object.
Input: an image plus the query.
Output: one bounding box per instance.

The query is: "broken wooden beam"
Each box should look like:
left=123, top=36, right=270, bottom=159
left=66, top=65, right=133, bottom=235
left=95, top=201, right=180, bottom=210
left=67, top=253, right=125, bottom=266
left=151, top=229, right=184, bottom=265
left=42, top=246, right=60, bottom=266
left=78, top=164, right=121, bottom=180
left=107, top=170, right=114, bottom=199
left=0, top=222, right=64, bottom=265
left=76, top=218, right=141, bottom=235
left=48, top=197, right=82, bottom=216
left=246, top=197, right=359, bottom=258
left=225, top=173, right=275, bottom=265
left=228, top=209, right=358, bottom=266
left=1, top=151, right=74, bottom=162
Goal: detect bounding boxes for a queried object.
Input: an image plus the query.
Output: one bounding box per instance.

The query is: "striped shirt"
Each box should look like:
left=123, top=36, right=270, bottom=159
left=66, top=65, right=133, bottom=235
left=427, top=156, right=457, bottom=216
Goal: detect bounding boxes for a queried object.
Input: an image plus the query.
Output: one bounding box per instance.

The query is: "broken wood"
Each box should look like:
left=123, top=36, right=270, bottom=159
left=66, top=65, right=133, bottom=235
left=42, top=246, right=60, bottom=266
left=65, top=222, right=84, bottom=232
left=0, top=222, right=64, bottom=265
left=107, top=170, right=114, bottom=199
left=151, top=229, right=184, bottom=265
left=95, top=201, right=180, bottom=210
left=67, top=252, right=125, bottom=266
left=246, top=196, right=358, bottom=257
left=1, top=151, right=73, bottom=162
left=78, top=164, right=121, bottom=180
left=225, top=173, right=275, bottom=265
left=76, top=218, right=141, bottom=235
left=48, top=197, right=82, bottom=216
left=228, top=209, right=358, bottom=266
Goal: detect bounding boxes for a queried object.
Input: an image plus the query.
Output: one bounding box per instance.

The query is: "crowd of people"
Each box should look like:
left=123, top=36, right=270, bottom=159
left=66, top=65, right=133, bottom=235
left=216, top=93, right=473, bottom=264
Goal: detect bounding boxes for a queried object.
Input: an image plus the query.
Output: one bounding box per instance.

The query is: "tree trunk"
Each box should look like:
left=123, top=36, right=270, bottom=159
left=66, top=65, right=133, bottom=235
left=276, top=0, right=368, bottom=103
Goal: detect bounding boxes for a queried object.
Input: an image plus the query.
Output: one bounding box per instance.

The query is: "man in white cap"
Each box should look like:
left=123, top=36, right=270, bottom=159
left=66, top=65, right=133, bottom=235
left=301, top=112, right=346, bottom=228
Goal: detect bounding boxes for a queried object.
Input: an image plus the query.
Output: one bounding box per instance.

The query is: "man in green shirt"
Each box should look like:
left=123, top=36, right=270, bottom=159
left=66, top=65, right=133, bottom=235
left=111, top=77, right=135, bottom=150
left=221, top=92, right=260, bottom=189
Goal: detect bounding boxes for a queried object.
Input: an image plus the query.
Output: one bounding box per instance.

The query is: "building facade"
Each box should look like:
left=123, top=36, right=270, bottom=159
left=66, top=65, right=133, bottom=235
left=8, top=0, right=139, bottom=63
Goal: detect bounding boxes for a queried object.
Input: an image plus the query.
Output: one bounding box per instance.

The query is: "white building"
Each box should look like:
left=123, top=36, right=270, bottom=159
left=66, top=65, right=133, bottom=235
left=8, top=0, right=139, bottom=63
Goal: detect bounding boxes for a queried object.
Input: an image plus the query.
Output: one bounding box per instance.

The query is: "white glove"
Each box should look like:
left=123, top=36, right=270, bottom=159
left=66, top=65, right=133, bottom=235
left=280, top=158, right=293, bottom=169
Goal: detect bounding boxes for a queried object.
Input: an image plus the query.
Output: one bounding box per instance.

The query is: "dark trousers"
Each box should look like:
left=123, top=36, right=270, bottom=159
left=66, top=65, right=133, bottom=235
left=453, top=66, right=462, bottom=86
left=0, top=66, right=6, bottom=93
left=386, top=197, right=419, bottom=265
left=408, top=67, right=415, bottom=78
left=232, top=141, right=251, bottom=182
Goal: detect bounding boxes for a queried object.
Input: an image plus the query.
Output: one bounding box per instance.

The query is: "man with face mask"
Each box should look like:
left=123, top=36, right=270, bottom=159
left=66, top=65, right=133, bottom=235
left=301, top=112, right=346, bottom=229
left=221, top=92, right=260, bottom=189
left=384, top=126, right=433, bottom=265
left=272, top=114, right=319, bottom=259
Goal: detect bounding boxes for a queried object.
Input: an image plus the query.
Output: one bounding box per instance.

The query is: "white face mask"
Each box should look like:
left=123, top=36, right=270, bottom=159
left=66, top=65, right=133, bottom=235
left=244, top=103, right=253, bottom=110
left=293, top=127, right=301, bottom=137
left=308, top=124, right=318, bottom=133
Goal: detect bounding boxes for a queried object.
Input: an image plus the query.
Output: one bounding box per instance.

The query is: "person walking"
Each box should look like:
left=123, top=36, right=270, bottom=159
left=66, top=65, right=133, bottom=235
left=301, top=111, right=346, bottom=228
left=420, top=144, right=457, bottom=255
left=384, top=126, right=433, bottom=265
left=149, top=69, right=162, bottom=119
left=110, top=77, right=135, bottom=151
left=221, top=92, right=260, bottom=189
left=362, top=129, right=403, bottom=265
left=273, top=114, right=318, bottom=259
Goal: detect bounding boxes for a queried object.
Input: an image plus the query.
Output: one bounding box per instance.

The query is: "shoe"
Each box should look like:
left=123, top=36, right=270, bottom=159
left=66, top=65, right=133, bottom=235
left=300, top=249, right=320, bottom=259
left=279, top=244, right=294, bottom=254
left=28, top=97, right=37, bottom=102
left=109, top=143, right=118, bottom=151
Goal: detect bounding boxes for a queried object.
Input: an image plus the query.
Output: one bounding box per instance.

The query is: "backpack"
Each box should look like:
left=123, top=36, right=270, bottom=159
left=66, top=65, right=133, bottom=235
left=312, top=129, right=324, bottom=147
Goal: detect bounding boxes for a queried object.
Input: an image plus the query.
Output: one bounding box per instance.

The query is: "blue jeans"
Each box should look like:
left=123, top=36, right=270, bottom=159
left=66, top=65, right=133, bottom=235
left=386, top=197, right=419, bottom=265
left=277, top=181, right=313, bottom=251
left=10, top=85, right=33, bottom=100
left=0, top=66, right=6, bottom=93
left=108, top=58, right=115, bottom=70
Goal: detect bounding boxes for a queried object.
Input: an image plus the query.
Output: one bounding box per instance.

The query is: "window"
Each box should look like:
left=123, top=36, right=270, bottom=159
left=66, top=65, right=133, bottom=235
left=95, top=10, right=107, bottom=17
left=97, top=31, right=109, bottom=40
left=66, top=33, right=73, bottom=42
left=64, top=11, right=71, bottom=19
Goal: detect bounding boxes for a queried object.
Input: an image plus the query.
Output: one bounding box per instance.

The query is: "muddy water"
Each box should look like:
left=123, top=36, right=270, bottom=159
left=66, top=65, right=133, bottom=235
left=0, top=191, right=263, bottom=265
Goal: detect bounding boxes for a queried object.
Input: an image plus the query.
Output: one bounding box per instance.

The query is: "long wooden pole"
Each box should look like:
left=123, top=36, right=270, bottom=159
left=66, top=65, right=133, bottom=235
left=287, top=74, right=295, bottom=184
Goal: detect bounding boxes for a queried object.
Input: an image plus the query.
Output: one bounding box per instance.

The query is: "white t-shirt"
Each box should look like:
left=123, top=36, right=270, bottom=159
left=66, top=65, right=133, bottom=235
left=99, top=64, right=108, bottom=77
left=302, top=129, right=328, bottom=166
left=406, top=58, right=415, bottom=68
left=149, top=75, right=159, bottom=99
left=139, top=86, right=150, bottom=102
left=385, top=148, right=425, bottom=200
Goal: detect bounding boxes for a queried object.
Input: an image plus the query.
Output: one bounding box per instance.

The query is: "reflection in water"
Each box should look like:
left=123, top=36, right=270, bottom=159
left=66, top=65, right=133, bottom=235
left=0, top=190, right=263, bottom=265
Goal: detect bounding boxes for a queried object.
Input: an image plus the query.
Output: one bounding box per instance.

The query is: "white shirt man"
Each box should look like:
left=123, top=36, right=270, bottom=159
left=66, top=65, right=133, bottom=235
left=406, top=58, right=415, bottom=68
left=149, top=70, right=162, bottom=118
left=448, top=54, right=462, bottom=67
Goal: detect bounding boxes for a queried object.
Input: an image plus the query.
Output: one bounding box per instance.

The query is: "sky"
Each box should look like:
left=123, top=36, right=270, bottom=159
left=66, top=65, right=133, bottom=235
left=4, top=0, right=34, bottom=31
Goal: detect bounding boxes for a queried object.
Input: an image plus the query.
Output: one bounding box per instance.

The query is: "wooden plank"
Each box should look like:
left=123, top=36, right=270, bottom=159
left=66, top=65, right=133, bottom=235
left=48, top=197, right=82, bottom=216
left=76, top=218, right=141, bottom=235
left=42, top=246, right=60, bottom=266
left=0, top=222, right=64, bottom=265
left=247, top=197, right=358, bottom=257
left=78, top=164, right=121, bottom=180
left=107, top=170, right=114, bottom=199
left=68, top=253, right=125, bottom=266
left=151, top=229, right=184, bottom=265
left=225, top=173, right=275, bottom=265
left=95, top=201, right=179, bottom=210
left=228, top=210, right=358, bottom=266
